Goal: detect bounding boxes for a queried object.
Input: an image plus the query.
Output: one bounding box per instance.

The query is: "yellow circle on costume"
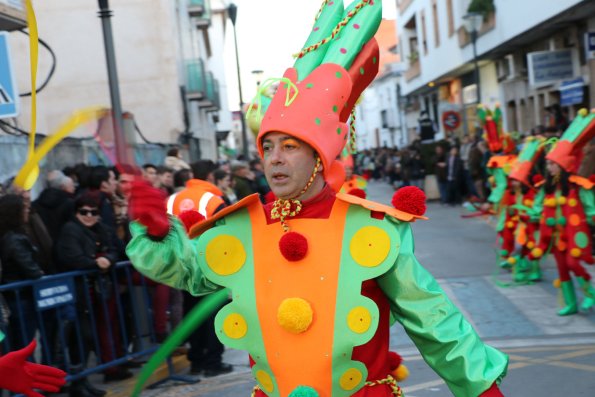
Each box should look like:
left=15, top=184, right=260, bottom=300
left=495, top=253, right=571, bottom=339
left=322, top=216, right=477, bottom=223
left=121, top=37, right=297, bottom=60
left=339, top=368, right=363, bottom=390
left=506, top=221, right=515, bottom=229
left=544, top=198, right=557, bottom=207
left=223, top=313, right=248, bottom=339
left=350, top=226, right=391, bottom=267
left=205, top=235, right=246, bottom=275
left=568, top=198, right=578, bottom=207
left=523, top=199, right=533, bottom=207
left=557, top=196, right=567, bottom=205
left=347, top=306, right=372, bottom=334
left=570, top=248, right=582, bottom=258
left=255, top=370, right=274, bottom=393
left=527, top=241, right=535, bottom=249
left=531, top=247, right=543, bottom=258
left=277, top=298, right=313, bottom=334
left=507, top=257, right=517, bottom=265
left=569, top=214, right=581, bottom=226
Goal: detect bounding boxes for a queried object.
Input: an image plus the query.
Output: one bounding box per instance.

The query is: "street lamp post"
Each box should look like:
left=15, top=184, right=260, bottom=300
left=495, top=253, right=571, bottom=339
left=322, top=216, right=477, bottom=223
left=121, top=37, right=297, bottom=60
left=463, top=12, right=483, bottom=104
left=97, top=0, right=126, bottom=164
left=228, top=3, right=249, bottom=159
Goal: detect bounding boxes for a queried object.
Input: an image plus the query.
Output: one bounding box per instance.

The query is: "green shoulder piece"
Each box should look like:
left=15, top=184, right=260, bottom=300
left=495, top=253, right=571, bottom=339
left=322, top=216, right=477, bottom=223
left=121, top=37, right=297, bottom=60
left=294, top=0, right=345, bottom=80
left=331, top=204, right=399, bottom=397
left=579, top=187, right=595, bottom=226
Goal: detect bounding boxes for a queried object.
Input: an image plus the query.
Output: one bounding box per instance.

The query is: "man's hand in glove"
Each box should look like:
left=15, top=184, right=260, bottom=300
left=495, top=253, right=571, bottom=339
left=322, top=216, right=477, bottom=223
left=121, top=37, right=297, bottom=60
left=129, top=180, right=170, bottom=239
left=0, top=340, right=67, bottom=397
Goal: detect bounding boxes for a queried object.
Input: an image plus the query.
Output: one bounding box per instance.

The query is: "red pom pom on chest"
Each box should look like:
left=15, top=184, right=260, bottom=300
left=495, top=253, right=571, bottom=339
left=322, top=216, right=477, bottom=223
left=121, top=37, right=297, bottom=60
left=179, top=210, right=205, bottom=232
left=279, top=232, right=308, bottom=262
left=391, top=186, right=427, bottom=216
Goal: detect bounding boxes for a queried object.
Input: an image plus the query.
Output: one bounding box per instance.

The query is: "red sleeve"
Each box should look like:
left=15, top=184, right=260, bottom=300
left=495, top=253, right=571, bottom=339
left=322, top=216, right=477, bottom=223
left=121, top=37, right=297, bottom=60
left=479, top=383, right=504, bottom=397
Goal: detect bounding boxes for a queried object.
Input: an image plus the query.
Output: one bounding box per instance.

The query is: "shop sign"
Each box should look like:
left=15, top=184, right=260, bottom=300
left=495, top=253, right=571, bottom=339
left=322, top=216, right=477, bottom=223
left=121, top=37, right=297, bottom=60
left=527, top=49, right=577, bottom=87
left=442, top=110, right=461, bottom=131
left=0, top=32, right=19, bottom=119
left=560, top=77, right=584, bottom=106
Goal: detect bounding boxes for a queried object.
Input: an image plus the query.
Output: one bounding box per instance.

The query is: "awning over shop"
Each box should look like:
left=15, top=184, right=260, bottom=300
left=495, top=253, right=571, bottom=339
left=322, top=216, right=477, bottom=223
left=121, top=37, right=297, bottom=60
left=560, top=77, right=585, bottom=106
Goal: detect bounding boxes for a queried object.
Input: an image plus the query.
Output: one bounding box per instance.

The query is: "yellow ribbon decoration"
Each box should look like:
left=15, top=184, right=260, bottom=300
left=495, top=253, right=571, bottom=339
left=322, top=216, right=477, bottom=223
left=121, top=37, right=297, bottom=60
left=14, top=108, right=108, bottom=189
left=13, top=1, right=108, bottom=190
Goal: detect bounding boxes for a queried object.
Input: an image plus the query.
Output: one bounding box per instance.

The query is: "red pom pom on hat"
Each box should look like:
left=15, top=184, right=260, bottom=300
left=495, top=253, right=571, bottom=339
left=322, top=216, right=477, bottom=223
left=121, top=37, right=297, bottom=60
left=179, top=210, right=205, bottom=232
left=347, top=188, right=367, bottom=199
left=279, top=231, right=308, bottom=262
left=391, top=186, right=426, bottom=216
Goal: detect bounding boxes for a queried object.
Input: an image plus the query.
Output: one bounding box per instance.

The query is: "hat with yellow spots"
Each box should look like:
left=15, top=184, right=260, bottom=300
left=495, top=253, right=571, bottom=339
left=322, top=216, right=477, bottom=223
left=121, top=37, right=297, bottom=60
left=546, top=108, right=595, bottom=173
left=256, top=0, right=382, bottom=182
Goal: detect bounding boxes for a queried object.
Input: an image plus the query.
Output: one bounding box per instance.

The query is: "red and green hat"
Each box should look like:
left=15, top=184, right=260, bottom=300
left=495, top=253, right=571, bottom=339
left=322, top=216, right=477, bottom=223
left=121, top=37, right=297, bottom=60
left=508, top=136, right=545, bottom=188
left=546, top=108, right=595, bottom=173
left=256, top=0, right=382, bottom=182
left=477, top=104, right=515, bottom=154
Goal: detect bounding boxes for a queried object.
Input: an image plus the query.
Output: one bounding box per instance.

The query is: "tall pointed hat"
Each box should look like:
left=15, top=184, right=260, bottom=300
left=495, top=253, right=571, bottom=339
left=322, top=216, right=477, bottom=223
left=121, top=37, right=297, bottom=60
left=508, top=136, right=545, bottom=188
left=546, top=108, right=595, bottom=173
left=255, top=0, right=382, bottom=183
left=477, top=104, right=515, bottom=154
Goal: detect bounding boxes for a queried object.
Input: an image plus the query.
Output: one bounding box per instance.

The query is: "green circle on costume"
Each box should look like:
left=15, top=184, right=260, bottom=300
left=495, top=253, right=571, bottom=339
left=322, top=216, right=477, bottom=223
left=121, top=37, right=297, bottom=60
left=337, top=127, right=342, bottom=135
left=373, top=57, right=377, bottom=64
left=205, top=235, right=246, bottom=275
left=350, top=226, right=391, bottom=267
left=306, top=83, right=314, bottom=88
left=315, top=118, right=321, bottom=125
left=575, top=232, right=589, bottom=249
left=335, top=71, right=342, bottom=78
left=332, top=105, right=338, bottom=113
left=289, top=386, right=318, bottom=397
left=359, top=67, right=365, bottom=75
left=557, top=217, right=567, bottom=226
left=546, top=217, right=556, bottom=226
left=500, top=249, right=509, bottom=256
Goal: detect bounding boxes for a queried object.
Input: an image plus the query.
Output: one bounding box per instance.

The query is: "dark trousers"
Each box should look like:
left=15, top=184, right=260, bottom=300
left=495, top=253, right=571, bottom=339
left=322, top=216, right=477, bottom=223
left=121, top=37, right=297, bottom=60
left=183, top=292, right=224, bottom=368
left=447, top=179, right=461, bottom=204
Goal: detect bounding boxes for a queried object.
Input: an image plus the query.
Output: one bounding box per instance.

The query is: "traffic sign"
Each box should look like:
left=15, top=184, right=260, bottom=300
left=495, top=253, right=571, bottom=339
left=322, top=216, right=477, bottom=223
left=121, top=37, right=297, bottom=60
left=442, top=110, right=461, bottom=131
left=0, top=31, right=19, bottom=119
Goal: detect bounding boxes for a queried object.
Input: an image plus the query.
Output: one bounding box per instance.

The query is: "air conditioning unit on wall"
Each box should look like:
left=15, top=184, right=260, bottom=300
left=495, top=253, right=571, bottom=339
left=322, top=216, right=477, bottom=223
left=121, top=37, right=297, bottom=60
left=0, top=0, right=26, bottom=31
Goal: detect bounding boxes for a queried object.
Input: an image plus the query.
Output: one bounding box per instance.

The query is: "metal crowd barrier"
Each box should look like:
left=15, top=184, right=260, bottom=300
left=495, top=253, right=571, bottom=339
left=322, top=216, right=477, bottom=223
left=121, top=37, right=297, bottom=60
left=0, top=261, right=193, bottom=394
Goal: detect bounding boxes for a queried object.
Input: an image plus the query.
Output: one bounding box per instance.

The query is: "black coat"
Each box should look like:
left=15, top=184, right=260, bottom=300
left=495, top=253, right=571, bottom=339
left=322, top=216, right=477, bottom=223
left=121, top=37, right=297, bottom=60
left=32, top=187, right=75, bottom=238
left=0, top=231, right=44, bottom=283
left=55, top=219, right=118, bottom=271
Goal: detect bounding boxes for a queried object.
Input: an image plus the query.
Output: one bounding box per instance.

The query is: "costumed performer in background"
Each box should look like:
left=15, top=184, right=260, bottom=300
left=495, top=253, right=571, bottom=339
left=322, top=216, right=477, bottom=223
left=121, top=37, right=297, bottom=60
left=529, top=108, right=595, bottom=315
left=126, top=1, right=507, bottom=396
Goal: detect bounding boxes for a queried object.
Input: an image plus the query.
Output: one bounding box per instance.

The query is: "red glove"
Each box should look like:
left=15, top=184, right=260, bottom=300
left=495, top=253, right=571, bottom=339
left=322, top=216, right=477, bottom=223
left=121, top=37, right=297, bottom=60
left=129, top=180, right=170, bottom=238
left=479, top=383, right=504, bottom=397
left=0, top=340, right=66, bottom=397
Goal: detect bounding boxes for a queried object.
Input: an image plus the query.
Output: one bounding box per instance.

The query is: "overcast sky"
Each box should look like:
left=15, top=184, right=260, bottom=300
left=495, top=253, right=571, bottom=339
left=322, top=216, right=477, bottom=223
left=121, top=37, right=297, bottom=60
left=222, top=0, right=397, bottom=111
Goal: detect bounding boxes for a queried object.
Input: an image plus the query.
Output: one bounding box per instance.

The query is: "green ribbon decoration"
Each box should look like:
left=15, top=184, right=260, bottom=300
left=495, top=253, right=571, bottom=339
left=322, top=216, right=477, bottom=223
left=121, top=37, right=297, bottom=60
left=131, top=288, right=229, bottom=397
left=245, top=77, right=299, bottom=122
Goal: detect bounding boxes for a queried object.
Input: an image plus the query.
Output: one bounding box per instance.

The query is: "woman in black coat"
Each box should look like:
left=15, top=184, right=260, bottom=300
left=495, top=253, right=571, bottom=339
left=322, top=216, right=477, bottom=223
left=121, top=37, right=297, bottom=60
left=0, top=194, right=45, bottom=350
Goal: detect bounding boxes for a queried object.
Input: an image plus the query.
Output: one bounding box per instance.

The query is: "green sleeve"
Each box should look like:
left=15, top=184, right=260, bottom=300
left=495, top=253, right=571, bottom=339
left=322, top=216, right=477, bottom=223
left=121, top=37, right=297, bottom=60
left=487, top=168, right=507, bottom=206
left=377, top=221, right=508, bottom=397
left=530, top=188, right=545, bottom=222
left=579, top=187, right=595, bottom=226
left=126, top=217, right=221, bottom=296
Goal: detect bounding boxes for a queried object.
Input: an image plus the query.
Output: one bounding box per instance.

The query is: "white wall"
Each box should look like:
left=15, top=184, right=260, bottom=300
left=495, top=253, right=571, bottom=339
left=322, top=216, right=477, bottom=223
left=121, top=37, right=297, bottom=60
left=398, top=0, right=584, bottom=95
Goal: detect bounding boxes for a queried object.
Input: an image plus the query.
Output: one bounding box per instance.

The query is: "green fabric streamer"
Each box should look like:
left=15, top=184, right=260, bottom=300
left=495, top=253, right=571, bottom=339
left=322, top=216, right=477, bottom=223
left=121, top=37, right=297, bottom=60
left=245, top=77, right=299, bottom=122
left=131, top=288, right=229, bottom=397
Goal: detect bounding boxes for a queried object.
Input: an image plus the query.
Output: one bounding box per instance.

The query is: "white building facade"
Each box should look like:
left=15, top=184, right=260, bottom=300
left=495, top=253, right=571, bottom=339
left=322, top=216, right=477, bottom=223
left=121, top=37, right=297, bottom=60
left=396, top=0, right=595, bottom=139
left=4, top=0, right=231, bottom=161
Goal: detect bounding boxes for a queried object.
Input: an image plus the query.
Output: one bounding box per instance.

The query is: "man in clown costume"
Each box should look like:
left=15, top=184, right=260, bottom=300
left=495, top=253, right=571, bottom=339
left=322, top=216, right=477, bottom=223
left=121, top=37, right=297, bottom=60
left=126, top=1, right=507, bottom=396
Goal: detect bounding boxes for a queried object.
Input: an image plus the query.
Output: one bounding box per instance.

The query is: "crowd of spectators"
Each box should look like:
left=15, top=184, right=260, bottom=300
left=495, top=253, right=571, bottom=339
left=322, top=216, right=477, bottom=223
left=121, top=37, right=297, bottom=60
left=0, top=146, right=271, bottom=396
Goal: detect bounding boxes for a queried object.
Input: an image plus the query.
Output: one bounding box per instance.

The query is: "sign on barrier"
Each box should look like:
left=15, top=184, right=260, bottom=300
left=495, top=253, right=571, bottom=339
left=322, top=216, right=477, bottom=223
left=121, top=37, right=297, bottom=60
left=34, top=277, right=75, bottom=310
left=0, top=31, right=19, bottom=118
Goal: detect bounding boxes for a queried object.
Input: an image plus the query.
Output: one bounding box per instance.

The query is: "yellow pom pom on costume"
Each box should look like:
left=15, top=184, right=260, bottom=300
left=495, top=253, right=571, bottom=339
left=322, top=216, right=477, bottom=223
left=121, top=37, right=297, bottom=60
left=507, top=257, right=517, bottom=265
left=570, top=248, right=582, bottom=258
left=531, top=247, right=543, bottom=258
left=527, top=241, right=535, bottom=249
left=391, top=364, right=409, bottom=382
left=544, top=198, right=557, bottom=207
left=557, top=196, right=567, bottom=205
left=553, top=278, right=561, bottom=288
left=277, top=297, right=313, bottom=334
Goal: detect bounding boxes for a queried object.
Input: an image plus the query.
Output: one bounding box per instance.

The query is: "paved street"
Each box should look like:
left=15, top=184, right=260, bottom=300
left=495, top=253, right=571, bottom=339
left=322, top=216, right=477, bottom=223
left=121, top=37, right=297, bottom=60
left=132, top=180, right=595, bottom=397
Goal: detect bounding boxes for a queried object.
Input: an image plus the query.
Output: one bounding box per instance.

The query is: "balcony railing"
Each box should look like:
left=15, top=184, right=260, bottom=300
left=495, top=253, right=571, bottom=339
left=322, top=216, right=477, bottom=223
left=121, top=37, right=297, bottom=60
left=200, top=72, right=220, bottom=111
left=185, top=59, right=206, bottom=101
left=187, top=0, right=205, bottom=17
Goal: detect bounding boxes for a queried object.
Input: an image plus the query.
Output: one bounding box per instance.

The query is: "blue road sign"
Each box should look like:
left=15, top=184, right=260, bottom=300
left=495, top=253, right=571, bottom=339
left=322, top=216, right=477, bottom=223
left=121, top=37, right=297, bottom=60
left=0, top=31, right=19, bottom=118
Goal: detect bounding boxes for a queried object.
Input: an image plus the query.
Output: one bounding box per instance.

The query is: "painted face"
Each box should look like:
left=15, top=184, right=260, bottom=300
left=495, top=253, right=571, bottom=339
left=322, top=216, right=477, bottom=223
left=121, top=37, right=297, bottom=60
left=546, top=160, right=561, bottom=177
left=262, top=132, right=321, bottom=200
left=76, top=206, right=100, bottom=228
